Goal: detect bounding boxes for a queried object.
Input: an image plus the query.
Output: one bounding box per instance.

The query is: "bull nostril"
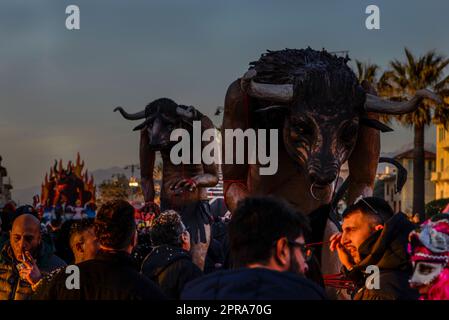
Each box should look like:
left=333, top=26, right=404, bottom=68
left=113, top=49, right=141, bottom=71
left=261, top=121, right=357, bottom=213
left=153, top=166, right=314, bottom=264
left=325, top=172, right=338, bottom=183
left=309, top=170, right=337, bottom=186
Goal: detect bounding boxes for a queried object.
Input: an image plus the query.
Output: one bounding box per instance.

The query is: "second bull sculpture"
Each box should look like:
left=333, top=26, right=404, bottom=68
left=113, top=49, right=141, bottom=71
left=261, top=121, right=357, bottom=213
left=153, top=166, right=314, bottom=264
left=221, top=48, right=442, bottom=292
left=115, top=98, right=219, bottom=270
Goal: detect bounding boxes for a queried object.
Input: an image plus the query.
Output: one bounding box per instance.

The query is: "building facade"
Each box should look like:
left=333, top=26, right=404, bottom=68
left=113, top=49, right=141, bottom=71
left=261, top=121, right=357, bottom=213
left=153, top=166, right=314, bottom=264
left=0, top=156, right=13, bottom=207
left=432, top=124, right=449, bottom=199
left=378, top=148, right=435, bottom=215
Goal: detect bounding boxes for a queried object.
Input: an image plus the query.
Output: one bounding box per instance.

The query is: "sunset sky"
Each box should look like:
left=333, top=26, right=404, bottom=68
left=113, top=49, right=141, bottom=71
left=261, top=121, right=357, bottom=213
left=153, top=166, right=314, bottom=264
left=1, top=0, right=449, bottom=191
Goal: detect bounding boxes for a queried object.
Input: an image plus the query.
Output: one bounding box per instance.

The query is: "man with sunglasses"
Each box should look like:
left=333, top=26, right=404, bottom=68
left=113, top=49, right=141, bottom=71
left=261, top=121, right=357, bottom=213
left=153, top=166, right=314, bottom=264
left=329, top=197, right=419, bottom=300
left=181, top=196, right=326, bottom=300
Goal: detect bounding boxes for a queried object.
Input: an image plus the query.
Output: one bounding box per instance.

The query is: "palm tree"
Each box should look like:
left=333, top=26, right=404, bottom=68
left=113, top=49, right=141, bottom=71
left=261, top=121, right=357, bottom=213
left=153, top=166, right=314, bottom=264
left=355, top=60, right=379, bottom=84
left=378, top=48, right=449, bottom=221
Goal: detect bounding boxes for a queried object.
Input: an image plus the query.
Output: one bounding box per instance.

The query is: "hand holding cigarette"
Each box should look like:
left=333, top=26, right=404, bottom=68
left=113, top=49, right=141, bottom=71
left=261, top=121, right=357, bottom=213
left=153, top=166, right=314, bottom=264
left=17, top=251, right=42, bottom=286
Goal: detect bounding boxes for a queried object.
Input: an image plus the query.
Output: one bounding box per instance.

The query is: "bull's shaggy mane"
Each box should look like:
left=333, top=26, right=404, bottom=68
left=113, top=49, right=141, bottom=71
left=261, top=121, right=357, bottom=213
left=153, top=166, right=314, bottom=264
left=249, top=47, right=365, bottom=107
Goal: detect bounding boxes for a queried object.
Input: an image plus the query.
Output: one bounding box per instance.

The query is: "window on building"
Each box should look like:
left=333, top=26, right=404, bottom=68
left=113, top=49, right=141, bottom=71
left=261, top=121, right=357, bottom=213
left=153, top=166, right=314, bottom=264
left=441, top=158, right=445, bottom=171
left=439, top=127, right=445, bottom=142
left=408, top=160, right=413, bottom=172
left=428, top=160, right=433, bottom=172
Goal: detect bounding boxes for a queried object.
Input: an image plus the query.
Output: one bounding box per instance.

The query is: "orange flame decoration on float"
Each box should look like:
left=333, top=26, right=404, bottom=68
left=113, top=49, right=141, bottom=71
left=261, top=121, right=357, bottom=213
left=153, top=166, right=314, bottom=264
left=40, top=153, right=96, bottom=208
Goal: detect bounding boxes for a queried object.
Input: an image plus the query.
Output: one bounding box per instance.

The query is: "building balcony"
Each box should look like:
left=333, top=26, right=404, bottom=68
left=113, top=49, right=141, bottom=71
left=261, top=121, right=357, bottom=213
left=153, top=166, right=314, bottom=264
left=440, top=139, right=449, bottom=150
left=432, top=170, right=449, bottom=182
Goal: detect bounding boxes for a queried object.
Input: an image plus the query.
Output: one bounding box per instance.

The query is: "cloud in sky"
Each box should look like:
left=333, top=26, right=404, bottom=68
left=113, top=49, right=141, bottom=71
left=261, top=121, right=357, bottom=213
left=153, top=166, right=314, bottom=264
left=1, top=0, right=448, bottom=189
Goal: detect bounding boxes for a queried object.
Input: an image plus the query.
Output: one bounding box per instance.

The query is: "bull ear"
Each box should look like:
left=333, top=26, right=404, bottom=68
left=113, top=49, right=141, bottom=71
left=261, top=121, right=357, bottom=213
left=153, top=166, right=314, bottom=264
left=180, top=118, right=195, bottom=127
left=133, top=119, right=150, bottom=131
left=132, top=115, right=156, bottom=131
left=360, top=117, right=393, bottom=132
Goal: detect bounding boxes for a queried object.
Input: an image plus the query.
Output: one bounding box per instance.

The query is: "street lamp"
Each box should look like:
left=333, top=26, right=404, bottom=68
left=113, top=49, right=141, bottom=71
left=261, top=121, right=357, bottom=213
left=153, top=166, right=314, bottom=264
left=125, top=165, right=140, bottom=202
left=129, top=176, right=139, bottom=188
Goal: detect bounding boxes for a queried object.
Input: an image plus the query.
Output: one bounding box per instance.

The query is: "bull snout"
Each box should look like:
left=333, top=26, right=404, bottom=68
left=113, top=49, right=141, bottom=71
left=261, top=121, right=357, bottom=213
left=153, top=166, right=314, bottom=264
left=148, top=134, right=175, bottom=150
left=308, top=165, right=338, bottom=186
left=147, top=118, right=171, bottom=149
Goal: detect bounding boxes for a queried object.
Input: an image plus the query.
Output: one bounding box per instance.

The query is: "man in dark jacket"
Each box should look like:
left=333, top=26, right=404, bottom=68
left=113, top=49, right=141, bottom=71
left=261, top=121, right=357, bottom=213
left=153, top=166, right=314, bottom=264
left=0, top=213, right=66, bottom=300
left=181, top=196, right=327, bottom=300
left=330, top=197, right=419, bottom=300
left=142, top=210, right=202, bottom=299
left=35, top=200, right=166, bottom=300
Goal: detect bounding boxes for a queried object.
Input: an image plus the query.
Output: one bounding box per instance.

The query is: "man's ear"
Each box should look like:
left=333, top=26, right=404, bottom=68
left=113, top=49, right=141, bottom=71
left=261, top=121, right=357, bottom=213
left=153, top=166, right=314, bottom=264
left=132, top=230, right=138, bottom=248
left=181, top=232, right=189, bottom=245
left=75, top=242, right=84, bottom=253
left=274, top=238, right=290, bottom=268
left=374, top=225, right=384, bottom=231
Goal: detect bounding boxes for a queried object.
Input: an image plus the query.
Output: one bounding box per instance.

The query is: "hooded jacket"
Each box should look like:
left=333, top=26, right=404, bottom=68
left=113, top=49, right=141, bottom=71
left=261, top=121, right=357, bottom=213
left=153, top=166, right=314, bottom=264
left=181, top=267, right=327, bottom=300
left=346, top=212, right=419, bottom=300
left=0, top=240, right=66, bottom=300
left=35, top=250, right=166, bottom=300
left=141, top=245, right=202, bottom=299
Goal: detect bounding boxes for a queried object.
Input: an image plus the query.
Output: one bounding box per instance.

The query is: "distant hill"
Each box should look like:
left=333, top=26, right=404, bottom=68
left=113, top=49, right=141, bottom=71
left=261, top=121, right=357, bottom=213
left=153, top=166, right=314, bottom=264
left=12, top=143, right=436, bottom=205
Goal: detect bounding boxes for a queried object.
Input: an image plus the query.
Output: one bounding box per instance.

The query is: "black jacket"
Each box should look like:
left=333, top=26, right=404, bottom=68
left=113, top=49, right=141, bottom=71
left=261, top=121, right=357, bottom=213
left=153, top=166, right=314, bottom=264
left=141, top=245, right=202, bottom=299
left=204, top=238, right=225, bottom=274
left=35, top=250, right=166, bottom=300
left=181, top=267, right=327, bottom=300
left=0, top=240, right=66, bottom=300
left=346, top=212, right=419, bottom=300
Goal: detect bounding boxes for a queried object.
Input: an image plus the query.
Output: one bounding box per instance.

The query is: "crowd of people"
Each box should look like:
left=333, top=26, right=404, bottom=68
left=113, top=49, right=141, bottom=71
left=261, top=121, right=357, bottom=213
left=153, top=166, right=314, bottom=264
left=0, top=195, right=448, bottom=300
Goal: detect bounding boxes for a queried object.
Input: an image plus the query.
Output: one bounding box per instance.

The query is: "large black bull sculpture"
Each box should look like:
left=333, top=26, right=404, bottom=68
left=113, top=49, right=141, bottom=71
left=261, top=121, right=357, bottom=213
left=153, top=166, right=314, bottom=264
left=114, top=98, right=219, bottom=271
left=221, top=48, right=442, bottom=294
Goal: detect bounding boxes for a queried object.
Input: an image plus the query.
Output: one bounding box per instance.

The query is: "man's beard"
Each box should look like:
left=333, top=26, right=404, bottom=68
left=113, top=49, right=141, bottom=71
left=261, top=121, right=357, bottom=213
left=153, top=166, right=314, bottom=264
left=288, top=256, right=302, bottom=275
left=346, top=245, right=360, bottom=264
left=351, top=251, right=361, bottom=264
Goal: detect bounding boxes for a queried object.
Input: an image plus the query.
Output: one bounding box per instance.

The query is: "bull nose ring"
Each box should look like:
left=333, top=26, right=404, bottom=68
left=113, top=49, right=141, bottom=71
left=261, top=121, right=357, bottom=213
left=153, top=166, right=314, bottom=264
left=310, top=182, right=327, bottom=201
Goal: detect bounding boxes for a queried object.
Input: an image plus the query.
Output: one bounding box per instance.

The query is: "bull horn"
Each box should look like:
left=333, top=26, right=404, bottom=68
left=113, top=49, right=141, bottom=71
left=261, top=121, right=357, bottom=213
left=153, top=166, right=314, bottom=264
left=240, top=69, right=294, bottom=103
left=365, top=89, right=443, bottom=115
left=114, top=106, right=146, bottom=120
left=176, top=106, right=195, bottom=119
left=254, top=105, right=290, bottom=113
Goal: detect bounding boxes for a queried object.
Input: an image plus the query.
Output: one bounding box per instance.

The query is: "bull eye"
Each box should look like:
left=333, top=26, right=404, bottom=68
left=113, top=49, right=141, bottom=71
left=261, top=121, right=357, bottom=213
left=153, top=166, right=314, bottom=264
left=340, top=123, right=357, bottom=143
left=293, top=122, right=313, bottom=137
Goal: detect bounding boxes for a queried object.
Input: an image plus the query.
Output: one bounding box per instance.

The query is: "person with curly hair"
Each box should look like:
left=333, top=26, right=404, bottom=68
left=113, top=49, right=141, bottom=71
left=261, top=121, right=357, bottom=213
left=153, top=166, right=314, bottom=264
left=141, top=210, right=202, bottom=299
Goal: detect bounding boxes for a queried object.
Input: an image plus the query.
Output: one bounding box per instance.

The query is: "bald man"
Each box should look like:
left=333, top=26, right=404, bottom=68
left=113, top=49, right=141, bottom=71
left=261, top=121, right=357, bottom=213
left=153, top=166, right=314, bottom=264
left=0, top=213, right=66, bottom=300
